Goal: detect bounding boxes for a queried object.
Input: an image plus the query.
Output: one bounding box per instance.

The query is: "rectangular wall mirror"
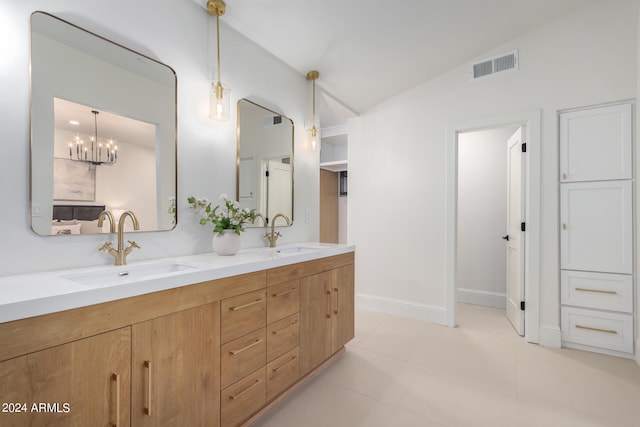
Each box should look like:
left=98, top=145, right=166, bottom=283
left=237, top=99, right=294, bottom=226
left=30, top=11, right=177, bottom=236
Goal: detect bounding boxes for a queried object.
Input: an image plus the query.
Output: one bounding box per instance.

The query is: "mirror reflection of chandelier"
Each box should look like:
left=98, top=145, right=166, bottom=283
left=68, top=110, right=118, bottom=166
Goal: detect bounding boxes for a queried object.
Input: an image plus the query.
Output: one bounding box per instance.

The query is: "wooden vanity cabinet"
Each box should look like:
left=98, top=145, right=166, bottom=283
left=0, top=327, right=132, bottom=427
left=299, top=263, right=355, bottom=376
left=0, top=253, right=354, bottom=427
left=132, top=303, right=220, bottom=427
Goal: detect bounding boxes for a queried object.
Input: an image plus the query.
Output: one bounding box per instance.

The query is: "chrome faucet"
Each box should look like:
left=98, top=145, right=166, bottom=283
left=265, top=213, right=290, bottom=248
left=98, top=210, right=141, bottom=266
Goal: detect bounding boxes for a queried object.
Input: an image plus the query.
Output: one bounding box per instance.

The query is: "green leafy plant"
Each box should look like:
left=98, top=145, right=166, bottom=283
left=187, top=194, right=256, bottom=234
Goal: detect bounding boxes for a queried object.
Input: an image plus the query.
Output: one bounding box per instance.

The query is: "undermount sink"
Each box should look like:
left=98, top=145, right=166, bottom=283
left=62, top=261, right=198, bottom=286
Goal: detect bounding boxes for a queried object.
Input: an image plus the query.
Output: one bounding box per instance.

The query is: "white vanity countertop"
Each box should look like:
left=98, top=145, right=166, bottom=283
left=0, top=243, right=355, bottom=324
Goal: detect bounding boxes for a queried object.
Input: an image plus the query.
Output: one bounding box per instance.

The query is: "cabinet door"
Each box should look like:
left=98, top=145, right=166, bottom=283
left=0, top=328, right=131, bottom=427
left=560, top=181, right=632, bottom=273
left=331, top=263, right=355, bottom=353
left=299, top=271, right=332, bottom=376
left=132, top=303, right=220, bottom=427
left=559, top=103, right=632, bottom=182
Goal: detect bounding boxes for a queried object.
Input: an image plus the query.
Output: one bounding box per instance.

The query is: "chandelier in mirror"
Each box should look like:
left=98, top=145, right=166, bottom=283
left=68, top=109, right=118, bottom=165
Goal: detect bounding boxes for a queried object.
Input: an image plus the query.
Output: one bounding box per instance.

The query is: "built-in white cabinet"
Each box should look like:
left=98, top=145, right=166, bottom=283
left=560, top=181, right=632, bottom=274
left=559, top=102, right=635, bottom=358
left=559, top=103, right=632, bottom=182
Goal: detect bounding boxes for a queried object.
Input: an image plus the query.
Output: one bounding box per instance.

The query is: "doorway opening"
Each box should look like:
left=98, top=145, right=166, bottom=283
left=456, top=126, right=524, bottom=335
left=446, top=111, right=541, bottom=343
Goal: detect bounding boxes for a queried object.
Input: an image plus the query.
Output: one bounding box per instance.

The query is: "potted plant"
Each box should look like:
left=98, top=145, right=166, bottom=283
left=187, top=194, right=256, bottom=255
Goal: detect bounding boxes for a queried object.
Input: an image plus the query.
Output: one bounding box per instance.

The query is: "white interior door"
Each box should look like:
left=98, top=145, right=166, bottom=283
left=266, top=159, right=292, bottom=221
left=505, top=127, right=525, bottom=335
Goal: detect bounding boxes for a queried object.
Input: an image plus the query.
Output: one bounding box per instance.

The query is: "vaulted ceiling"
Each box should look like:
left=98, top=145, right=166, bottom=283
left=211, top=0, right=592, bottom=127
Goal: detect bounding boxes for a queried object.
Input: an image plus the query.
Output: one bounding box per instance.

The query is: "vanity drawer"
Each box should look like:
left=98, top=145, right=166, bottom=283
left=221, top=367, right=266, bottom=427
left=221, top=289, right=266, bottom=344
left=267, top=313, right=299, bottom=362
left=561, top=307, right=634, bottom=353
left=267, top=347, right=300, bottom=401
left=221, top=328, right=266, bottom=389
left=561, top=270, right=633, bottom=313
left=267, top=280, right=299, bottom=324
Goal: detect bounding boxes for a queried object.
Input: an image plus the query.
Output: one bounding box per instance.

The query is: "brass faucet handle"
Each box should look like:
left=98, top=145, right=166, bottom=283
left=128, top=240, right=141, bottom=249
left=99, top=241, right=113, bottom=252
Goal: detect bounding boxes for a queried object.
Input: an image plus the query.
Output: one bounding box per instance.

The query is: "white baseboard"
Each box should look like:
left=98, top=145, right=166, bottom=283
left=456, top=288, right=506, bottom=309
left=356, top=293, right=447, bottom=326
left=538, top=324, right=562, bottom=348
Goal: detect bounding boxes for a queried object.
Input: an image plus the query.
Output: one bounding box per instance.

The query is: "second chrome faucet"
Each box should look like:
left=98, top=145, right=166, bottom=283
left=98, top=210, right=141, bottom=265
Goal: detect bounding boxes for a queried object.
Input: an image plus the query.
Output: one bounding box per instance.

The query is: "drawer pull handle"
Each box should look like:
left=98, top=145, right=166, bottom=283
left=272, top=288, right=297, bottom=298
left=575, top=287, right=617, bottom=295
left=230, top=298, right=263, bottom=311
left=230, top=338, right=264, bottom=355
left=272, top=319, right=298, bottom=335
left=112, top=373, right=121, bottom=427
left=562, top=173, right=567, bottom=180
left=144, top=360, right=152, bottom=416
left=576, top=325, right=617, bottom=334
left=229, top=379, right=261, bottom=400
left=272, top=355, right=298, bottom=373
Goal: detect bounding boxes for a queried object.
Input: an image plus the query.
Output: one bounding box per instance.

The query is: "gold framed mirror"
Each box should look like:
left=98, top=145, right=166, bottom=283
left=237, top=99, right=294, bottom=226
left=30, top=11, right=177, bottom=236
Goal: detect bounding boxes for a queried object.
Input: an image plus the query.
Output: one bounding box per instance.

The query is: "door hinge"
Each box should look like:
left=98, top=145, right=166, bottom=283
left=521, top=222, right=526, bottom=232
left=520, top=301, right=525, bottom=311
left=521, top=142, right=527, bottom=153
left=265, top=170, right=270, bottom=177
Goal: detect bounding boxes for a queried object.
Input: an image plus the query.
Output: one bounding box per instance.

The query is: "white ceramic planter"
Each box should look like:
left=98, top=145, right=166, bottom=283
left=212, top=230, right=241, bottom=255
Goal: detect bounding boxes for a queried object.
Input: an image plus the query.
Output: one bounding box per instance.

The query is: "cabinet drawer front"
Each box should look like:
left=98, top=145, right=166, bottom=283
left=221, top=329, right=266, bottom=389
left=221, top=289, right=266, bottom=344
left=267, top=280, right=299, bottom=324
left=267, top=313, right=299, bottom=362
left=221, top=367, right=266, bottom=427
left=561, top=307, right=634, bottom=353
left=267, top=347, right=299, bottom=402
left=561, top=271, right=633, bottom=313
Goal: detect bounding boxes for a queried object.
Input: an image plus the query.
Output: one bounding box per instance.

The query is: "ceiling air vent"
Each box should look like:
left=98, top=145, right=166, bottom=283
left=470, top=50, right=518, bottom=80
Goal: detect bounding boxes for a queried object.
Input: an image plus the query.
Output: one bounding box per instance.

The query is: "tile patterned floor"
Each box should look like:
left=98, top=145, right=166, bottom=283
left=252, top=304, right=640, bottom=427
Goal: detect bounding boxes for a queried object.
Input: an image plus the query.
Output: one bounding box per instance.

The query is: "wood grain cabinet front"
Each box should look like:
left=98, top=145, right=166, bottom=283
left=221, top=328, right=267, bottom=389
left=267, top=347, right=300, bottom=401
left=0, top=327, right=131, bottom=427
left=267, top=313, right=299, bottom=363
left=132, top=303, right=220, bottom=427
left=221, top=289, right=267, bottom=344
left=221, top=367, right=266, bottom=427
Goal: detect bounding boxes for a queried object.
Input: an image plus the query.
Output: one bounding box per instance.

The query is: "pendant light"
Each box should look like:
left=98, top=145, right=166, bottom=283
left=68, top=110, right=117, bottom=166
left=207, top=0, right=230, bottom=121
left=306, top=70, right=320, bottom=150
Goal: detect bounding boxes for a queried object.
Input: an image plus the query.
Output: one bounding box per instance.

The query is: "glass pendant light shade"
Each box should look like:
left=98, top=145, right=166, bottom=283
left=306, top=70, right=320, bottom=151
left=209, top=80, right=230, bottom=121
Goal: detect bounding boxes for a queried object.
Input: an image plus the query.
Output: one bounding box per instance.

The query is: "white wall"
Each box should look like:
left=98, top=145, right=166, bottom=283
left=350, top=0, right=639, bottom=335
left=457, top=127, right=517, bottom=309
left=0, top=0, right=318, bottom=276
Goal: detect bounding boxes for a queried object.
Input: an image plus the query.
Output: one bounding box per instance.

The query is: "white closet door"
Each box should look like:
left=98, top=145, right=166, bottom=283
left=560, top=181, right=632, bottom=273
left=559, top=103, right=632, bottom=182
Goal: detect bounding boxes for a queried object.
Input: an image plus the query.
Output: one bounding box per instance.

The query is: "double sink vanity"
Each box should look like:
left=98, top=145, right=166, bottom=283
left=0, top=244, right=355, bottom=426
left=6, top=9, right=355, bottom=426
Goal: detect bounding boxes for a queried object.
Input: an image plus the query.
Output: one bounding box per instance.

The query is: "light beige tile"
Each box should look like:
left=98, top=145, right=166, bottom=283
left=318, top=346, right=409, bottom=405
left=252, top=304, right=640, bottom=427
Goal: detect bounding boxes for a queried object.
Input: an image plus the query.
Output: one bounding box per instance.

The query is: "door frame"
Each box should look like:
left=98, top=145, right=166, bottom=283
left=445, top=110, right=541, bottom=343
